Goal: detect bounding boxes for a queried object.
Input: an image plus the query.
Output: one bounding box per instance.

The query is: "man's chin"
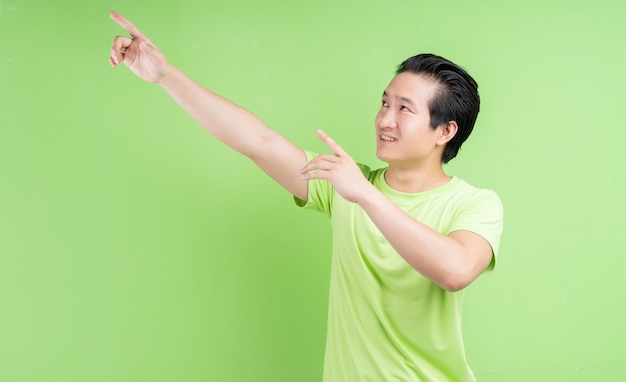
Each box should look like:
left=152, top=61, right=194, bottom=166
left=375, top=150, right=393, bottom=164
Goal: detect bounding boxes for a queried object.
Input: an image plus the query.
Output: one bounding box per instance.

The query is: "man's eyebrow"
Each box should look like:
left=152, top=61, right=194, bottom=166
left=397, top=96, right=417, bottom=108
left=382, top=91, right=417, bottom=108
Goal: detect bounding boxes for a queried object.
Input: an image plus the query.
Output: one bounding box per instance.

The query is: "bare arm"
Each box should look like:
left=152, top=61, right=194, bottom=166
left=109, top=12, right=308, bottom=200
left=301, top=130, right=493, bottom=291
left=356, top=188, right=493, bottom=292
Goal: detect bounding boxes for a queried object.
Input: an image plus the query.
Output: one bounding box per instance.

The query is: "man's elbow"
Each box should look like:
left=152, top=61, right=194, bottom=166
left=437, top=269, right=481, bottom=292
left=439, top=278, right=470, bottom=293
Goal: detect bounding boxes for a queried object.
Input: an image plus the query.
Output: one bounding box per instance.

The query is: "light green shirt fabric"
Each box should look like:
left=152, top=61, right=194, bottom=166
left=295, top=151, right=504, bottom=382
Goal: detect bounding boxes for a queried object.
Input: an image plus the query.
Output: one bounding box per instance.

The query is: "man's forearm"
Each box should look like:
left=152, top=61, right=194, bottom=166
left=357, top=187, right=489, bottom=291
left=157, top=64, right=273, bottom=158
left=156, top=64, right=309, bottom=199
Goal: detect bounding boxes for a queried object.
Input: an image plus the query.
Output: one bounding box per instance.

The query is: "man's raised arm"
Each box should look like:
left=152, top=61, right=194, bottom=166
left=109, top=11, right=309, bottom=201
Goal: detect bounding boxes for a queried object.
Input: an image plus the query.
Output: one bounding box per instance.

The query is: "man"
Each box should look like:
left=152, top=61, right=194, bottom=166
left=110, top=11, right=503, bottom=381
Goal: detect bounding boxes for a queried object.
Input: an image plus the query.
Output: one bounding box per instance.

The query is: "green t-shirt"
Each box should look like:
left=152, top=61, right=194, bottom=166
left=296, top=151, right=504, bottom=382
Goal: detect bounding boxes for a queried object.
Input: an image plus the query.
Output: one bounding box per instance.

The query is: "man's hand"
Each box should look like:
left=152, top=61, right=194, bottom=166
left=109, top=11, right=169, bottom=84
left=300, top=130, right=373, bottom=203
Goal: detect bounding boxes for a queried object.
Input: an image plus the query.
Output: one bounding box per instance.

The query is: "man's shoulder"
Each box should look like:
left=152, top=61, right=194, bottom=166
left=451, top=177, right=502, bottom=210
left=451, top=177, right=501, bottom=201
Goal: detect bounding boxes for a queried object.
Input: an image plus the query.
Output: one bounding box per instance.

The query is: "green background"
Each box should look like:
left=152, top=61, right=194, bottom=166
left=1, top=0, right=625, bottom=381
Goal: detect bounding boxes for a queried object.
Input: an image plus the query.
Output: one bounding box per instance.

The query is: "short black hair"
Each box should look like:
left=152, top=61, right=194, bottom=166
left=396, top=54, right=480, bottom=163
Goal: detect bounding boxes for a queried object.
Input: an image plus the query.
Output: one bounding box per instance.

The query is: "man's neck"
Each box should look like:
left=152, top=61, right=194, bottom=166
left=384, top=164, right=451, bottom=194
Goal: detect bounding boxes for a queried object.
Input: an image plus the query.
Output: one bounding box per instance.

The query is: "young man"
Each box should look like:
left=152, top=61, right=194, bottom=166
left=110, top=11, right=503, bottom=381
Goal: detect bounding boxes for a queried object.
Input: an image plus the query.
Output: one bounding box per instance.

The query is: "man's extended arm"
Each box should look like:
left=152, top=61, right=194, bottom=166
left=109, top=12, right=308, bottom=200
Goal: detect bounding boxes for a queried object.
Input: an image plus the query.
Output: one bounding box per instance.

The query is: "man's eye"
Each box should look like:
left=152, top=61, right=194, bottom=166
left=381, top=101, right=389, bottom=107
left=400, top=105, right=409, bottom=111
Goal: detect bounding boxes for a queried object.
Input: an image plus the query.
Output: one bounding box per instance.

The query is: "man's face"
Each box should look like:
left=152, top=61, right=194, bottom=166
left=375, top=72, right=444, bottom=168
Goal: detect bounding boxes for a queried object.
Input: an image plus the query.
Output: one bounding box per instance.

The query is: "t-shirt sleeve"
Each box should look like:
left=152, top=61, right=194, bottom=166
left=448, top=189, right=504, bottom=271
left=293, top=150, right=335, bottom=218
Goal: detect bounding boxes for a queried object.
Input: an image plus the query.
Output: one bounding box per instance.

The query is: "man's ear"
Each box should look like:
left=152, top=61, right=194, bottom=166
left=437, top=121, right=458, bottom=146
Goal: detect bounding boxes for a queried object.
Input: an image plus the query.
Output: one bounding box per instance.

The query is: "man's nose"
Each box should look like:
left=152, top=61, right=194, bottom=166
left=378, top=109, right=398, bottom=128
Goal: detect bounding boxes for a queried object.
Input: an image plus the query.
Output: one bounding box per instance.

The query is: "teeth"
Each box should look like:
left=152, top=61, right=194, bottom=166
left=380, top=135, right=396, bottom=142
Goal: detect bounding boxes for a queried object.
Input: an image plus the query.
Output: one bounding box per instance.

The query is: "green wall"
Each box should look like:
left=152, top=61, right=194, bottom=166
left=1, top=0, right=625, bottom=381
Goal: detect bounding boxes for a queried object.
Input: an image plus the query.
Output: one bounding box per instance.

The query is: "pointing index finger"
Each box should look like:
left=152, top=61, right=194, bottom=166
left=110, top=11, right=145, bottom=39
left=317, top=129, right=347, bottom=157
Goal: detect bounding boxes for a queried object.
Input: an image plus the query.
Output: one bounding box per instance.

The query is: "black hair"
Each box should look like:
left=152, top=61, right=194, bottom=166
left=396, top=53, right=480, bottom=163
